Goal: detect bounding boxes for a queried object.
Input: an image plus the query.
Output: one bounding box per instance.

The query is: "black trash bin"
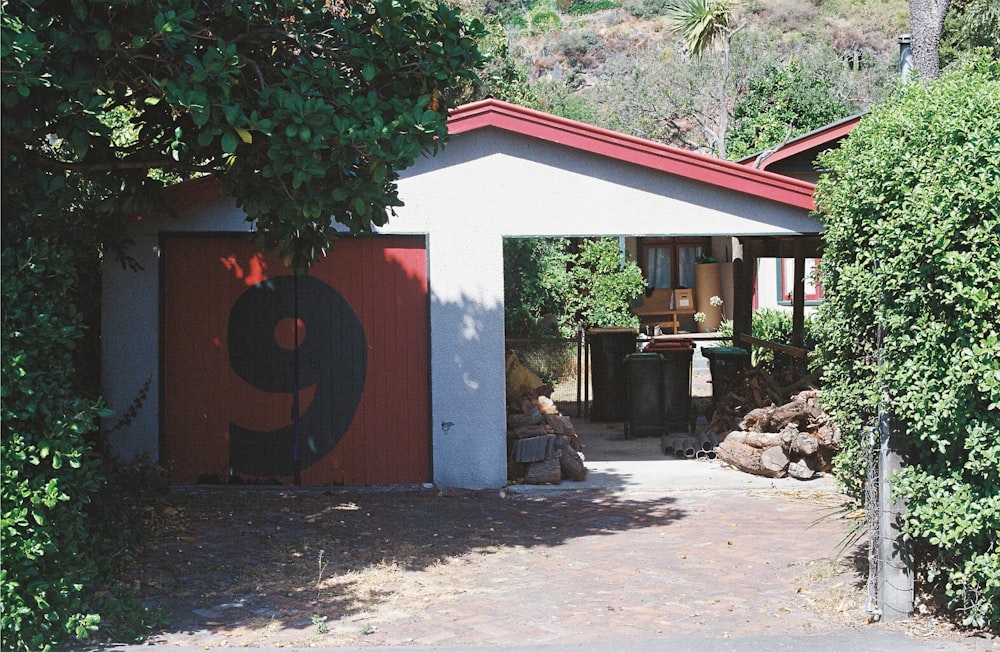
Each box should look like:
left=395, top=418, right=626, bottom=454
left=588, top=328, right=637, bottom=422
left=701, top=346, right=751, bottom=411
left=646, top=338, right=695, bottom=432
left=624, top=352, right=665, bottom=438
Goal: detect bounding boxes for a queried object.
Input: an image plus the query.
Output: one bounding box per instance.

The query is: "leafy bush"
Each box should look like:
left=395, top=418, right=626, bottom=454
left=622, top=0, right=674, bottom=19
left=530, top=9, right=562, bottom=32
left=565, top=0, right=619, bottom=15
left=568, top=238, right=646, bottom=329
left=1, top=174, right=165, bottom=650
left=814, top=54, right=1000, bottom=628
left=504, top=237, right=646, bottom=336
left=727, top=60, right=851, bottom=161
left=555, top=28, right=603, bottom=58
left=2, top=223, right=106, bottom=650
left=504, top=237, right=574, bottom=339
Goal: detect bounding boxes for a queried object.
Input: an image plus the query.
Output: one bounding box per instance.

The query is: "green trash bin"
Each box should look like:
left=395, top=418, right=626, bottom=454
left=646, top=338, right=694, bottom=432
left=624, top=352, right=665, bottom=438
left=701, top=346, right=751, bottom=410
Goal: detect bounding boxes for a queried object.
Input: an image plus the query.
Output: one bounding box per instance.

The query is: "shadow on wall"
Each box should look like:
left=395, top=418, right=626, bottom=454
left=428, top=289, right=507, bottom=490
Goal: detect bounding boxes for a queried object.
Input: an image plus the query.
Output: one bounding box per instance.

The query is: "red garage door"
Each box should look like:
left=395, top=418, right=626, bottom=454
left=161, top=233, right=430, bottom=486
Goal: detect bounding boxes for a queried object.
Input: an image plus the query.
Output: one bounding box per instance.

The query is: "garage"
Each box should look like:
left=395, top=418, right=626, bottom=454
left=159, top=233, right=430, bottom=485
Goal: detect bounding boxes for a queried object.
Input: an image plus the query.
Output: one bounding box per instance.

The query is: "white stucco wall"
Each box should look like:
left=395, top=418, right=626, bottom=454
left=102, top=125, right=822, bottom=489
left=102, top=197, right=251, bottom=463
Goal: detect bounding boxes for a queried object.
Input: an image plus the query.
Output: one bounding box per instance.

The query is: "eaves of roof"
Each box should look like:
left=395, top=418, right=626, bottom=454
left=159, top=99, right=820, bottom=213
left=736, top=113, right=865, bottom=172
left=448, top=99, right=817, bottom=211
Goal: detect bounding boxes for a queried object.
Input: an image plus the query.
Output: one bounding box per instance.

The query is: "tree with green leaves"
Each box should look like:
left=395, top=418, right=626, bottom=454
left=815, top=54, right=999, bottom=628
left=663, top=0, right=743, bottom=159
left=2, top=1, right=484, bottom=648
left=942, top=0, right=1000, bottom=67
left=727, top=61, right=851, bottom=161
left=4, top=0, right=485, bottom=271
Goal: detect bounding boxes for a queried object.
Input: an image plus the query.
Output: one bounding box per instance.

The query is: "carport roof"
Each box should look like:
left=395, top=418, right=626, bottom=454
left=447, top=99, right=818, bottom=211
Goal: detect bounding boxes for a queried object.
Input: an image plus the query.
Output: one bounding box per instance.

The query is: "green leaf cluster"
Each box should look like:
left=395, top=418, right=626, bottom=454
left=717, top=308, right=817, bottom=367
left=504, top=238, right=575, bottom=338
left=2, top=175, right=101, bottom=648
left=3, top=0, right=486, bottom=272
left=503, top=237, right=646, bottom=338
left=567, top=238, right=646, bottom=329
left=814, top=53, right=1000, bottom=628
left=2, top=0, right=486, bottom=646
left=727, top=61, right=851, bottom=161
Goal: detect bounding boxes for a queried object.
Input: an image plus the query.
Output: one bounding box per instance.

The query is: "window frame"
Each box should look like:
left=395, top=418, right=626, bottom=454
left=777, top=257, right=824, bottom=305
left=637, top=237, right=710, bottom=290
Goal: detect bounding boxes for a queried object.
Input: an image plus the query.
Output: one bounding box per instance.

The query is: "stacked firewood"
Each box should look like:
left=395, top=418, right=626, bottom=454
left=704, top=366, right=840, bottom=480
left=507, top=394, right=587, bottom=485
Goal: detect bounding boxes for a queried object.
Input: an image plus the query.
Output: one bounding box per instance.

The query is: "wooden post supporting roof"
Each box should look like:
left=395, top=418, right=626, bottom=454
left=732, top=235, right=822, bottom=354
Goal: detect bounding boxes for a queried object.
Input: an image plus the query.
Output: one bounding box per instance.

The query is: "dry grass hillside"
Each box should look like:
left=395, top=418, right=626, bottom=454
left=457, top=0, right=911, bottom=151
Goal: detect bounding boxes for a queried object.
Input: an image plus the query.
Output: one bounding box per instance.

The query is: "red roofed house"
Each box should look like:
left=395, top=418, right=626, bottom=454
left=102, top=99, right=837, bottom=489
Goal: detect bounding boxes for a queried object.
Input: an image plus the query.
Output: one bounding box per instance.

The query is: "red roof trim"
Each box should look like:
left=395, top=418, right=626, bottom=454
left=156, top=99, right=820, bottom=212
left=737, top=115, right=862, bottom=171
left=448, top=99, right=817, bottom=210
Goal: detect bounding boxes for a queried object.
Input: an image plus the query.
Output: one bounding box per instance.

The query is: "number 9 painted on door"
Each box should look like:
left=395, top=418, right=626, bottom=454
left=227, top=275, right=366, bottom=478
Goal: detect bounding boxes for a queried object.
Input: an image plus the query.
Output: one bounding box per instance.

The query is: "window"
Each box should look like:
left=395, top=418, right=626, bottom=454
left=638, top=238, right=707, bottom=289
left=778, top=258, right=824, bottom=304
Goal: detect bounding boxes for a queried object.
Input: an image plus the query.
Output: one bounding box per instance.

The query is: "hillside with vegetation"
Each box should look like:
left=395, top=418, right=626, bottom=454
left=460, top=0, right=911, bottom=158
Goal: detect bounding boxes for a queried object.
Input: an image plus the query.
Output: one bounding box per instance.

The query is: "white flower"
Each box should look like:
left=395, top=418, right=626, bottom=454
left=709, top=295, right=724, bottom=307
left=693, top=312, right=706, bottom=323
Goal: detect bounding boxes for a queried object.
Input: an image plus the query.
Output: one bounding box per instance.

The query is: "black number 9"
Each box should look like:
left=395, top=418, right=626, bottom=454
left=227, top=274, right=366, bottom=477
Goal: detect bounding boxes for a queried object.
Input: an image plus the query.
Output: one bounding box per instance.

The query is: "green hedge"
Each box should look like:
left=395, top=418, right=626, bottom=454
left=814, top=54, right=1000, bottom=628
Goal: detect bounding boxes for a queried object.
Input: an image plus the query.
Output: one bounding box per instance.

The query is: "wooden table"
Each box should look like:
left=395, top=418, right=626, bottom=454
left=631, top=288, right=697, bottom=335
left=633, top=308, right=697, bottom=335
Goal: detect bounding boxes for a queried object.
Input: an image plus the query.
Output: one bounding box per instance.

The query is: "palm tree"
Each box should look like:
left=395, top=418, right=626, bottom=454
left=664, top=0, right=744, bottom=159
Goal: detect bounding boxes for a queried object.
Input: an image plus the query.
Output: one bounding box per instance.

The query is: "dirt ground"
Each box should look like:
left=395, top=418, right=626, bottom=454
left=117, top=485, right=994, bottom=649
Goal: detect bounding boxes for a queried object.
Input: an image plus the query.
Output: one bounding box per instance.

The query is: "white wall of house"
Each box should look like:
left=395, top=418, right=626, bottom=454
left=755, top=258, right=821, bottom=314
left=389, top=128, right=820, bottom=488
left=102, top=125, right=822, bottom=489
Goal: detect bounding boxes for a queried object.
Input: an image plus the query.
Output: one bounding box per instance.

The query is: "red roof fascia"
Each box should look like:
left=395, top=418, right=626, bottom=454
left=739, top=115, right=862, bottom=171
left=448, top=99, right=817, bottom=211
left=152, top=99, right=820, bottom=213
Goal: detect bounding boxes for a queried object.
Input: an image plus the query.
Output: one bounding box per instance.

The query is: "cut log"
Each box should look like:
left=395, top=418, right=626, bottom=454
left=513, top=424, right=549, bottom=439
left=739, top=397, right=817, bottom=433
left=787, top=458, right=816, bottom=480
left=545, top=414, right=576, bottom=436
left=523, top=453, right=561, bottom=484
left=717, top=439, right=784, bottom=478
left=537, top=395, right=560, bottom=415
left=780, top=371, right=821, bottom=399
left=512, top=435, right=556, bottom=463
left=760, top=446, right=789, bottom=476
left=559, top=447, right=587, bottom=481
left=786, top=431, right=819, bottom=456
left=810, top=448, right=836, bottom=473
left=724, top=430, right=785, bottom=449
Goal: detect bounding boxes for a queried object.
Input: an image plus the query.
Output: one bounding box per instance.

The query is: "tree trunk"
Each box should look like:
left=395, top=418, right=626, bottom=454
left=717, top=439, right=785, bottom=478
left=723, top=429, right=784, bottom=449
left=909, top=0, right=952, bottom=79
